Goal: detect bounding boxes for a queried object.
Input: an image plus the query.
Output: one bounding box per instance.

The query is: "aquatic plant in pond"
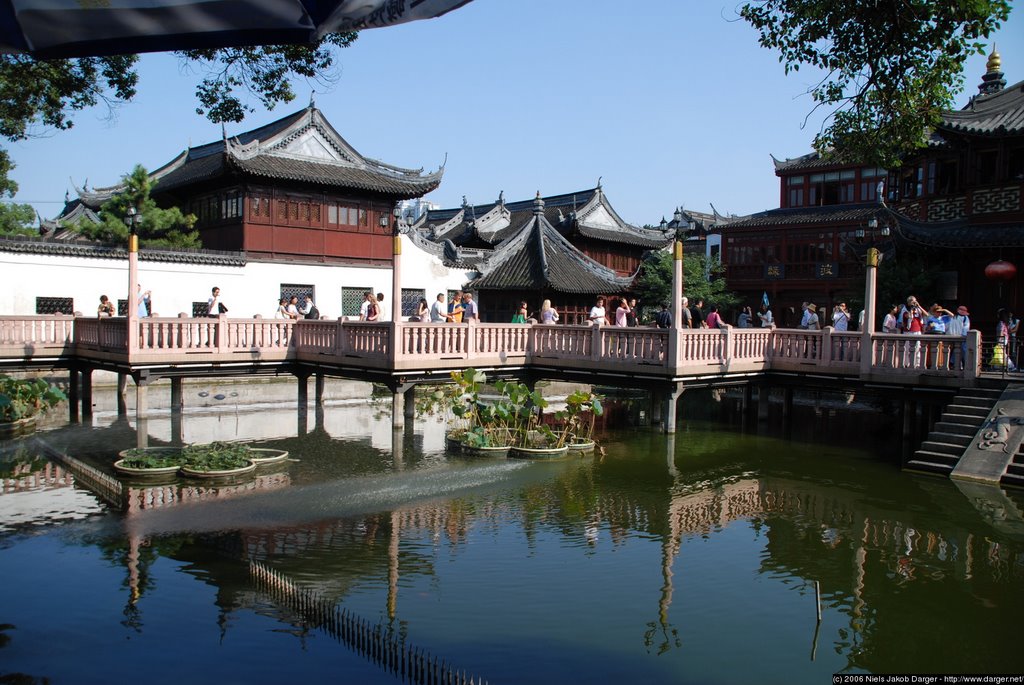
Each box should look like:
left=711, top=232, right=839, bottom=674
left=555, top=389, right=604, bottom=445
left=118, top=450, right=184, bottom=470
left=0, top=375, right=66, bottom=422
left=181, top=441, right=254, bottom=471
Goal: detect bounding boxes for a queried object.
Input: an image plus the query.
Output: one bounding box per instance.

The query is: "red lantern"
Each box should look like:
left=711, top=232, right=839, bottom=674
left=985, top=260, right=1017, bottom=281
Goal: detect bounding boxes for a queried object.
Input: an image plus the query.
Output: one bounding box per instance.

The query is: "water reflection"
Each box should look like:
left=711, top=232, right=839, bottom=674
left=2, top=394, right=1024, bottom=682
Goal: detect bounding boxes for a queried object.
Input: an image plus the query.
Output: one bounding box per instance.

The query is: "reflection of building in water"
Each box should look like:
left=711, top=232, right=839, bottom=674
left=124, top=472, right=291, bottom=513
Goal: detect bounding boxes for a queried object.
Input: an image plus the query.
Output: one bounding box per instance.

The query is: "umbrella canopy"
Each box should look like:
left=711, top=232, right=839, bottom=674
left=0, top=0, right=472, bottom=58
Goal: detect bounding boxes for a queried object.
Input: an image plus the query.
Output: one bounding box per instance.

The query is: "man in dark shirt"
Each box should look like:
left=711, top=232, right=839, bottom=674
left=690, top=298, right=705, bottom=328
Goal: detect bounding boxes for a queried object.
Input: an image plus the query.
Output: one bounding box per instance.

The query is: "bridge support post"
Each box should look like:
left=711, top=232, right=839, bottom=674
left=314, top=373, right=325, bottom=406
left=392, top=392, right=405, bottom=430
left=404, top=386, right=416, bottom=420
left=757, top=383, right=771, bottom=422
left=296, top=372, right=309, bottom=436
left=135, top=377, right=148, bottom=419
left=651, top=390, right=664, bottom=426
left=663, top=383, right=684, bottom=434
left=81, top=369, right=93, bottom=422
left=170, top=378, right=183, bottom=444
left=901, top=399, right=916, bottom=464
left=781, top=387, right=795, bottom=430
left=67, top=369, right=80, bottom=423
left=117, top=373, right=128, bottom=416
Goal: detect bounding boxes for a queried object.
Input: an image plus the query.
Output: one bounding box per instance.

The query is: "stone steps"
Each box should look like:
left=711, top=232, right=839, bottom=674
left=907, top=388, right=1000, bottom=477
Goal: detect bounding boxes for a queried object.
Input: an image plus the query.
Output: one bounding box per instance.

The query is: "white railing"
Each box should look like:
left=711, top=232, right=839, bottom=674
left=0, top=315, right=982, bottom=383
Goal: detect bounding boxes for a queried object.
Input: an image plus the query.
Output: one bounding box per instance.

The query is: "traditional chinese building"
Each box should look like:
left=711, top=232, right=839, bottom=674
left=718, top=50, right=1024, bottom=328
left=414, top=185, right=672, bottom=321
left=48, top=102, right=444, bottom=266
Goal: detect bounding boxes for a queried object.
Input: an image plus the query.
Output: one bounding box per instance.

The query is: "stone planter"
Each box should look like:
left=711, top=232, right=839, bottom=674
left=114, top=447, right=184, bottom=478
left=567, top=438, right=596, bottom=453
left=112, top=459, right=181, bottom=478
left=445, top=434, right=466, bottom=454
left=180, top=461, right=257, bottom=479
left=509, top=445, right=570, bottom=460
left=0, top=416, right=37, bottom=439
left=248, top=448, right=290, bottom=466
left=460, top=444, right=512, bottom=458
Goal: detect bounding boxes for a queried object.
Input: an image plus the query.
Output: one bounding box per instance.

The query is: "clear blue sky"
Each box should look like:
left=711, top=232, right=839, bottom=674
left=6, top=1, right=1024, bottom=227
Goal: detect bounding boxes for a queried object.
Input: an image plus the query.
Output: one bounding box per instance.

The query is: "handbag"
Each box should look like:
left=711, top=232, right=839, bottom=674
left=218, top=302, right=228, bottom=314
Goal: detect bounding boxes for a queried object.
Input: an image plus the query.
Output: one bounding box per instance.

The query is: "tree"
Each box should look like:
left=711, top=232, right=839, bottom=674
left=634, top=249, right=740, bottom=318
left=740, top=0, right=1011, bottom=168
left=0, top=149, right=36, bottom=236
left=0, top=33, right=358, bottom=221
left=75, top=165, right=200, bottom=249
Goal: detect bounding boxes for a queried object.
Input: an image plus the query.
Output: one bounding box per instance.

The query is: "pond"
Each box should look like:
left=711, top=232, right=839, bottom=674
left=1, top=387, right=1022, bottom=684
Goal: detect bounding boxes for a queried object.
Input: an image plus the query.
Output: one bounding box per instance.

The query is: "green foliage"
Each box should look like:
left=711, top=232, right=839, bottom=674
left=0, top=375, right=66, bottom=422
left=119, top=450, right=184, bottom=469
left=0, top=445, right=48, bottom=478
left=740, top=0, right=1010, bottom=168
left=180, top=33, right=358, bottom=123
left=635, top=249, right=740, bottom=315
left=182, top=441, right=253, bottom=471
left=554, top=389, right=604, bottom=444
left=75, top=165, right=200, bottom=248
left=0, top=149, right=37, bottom=236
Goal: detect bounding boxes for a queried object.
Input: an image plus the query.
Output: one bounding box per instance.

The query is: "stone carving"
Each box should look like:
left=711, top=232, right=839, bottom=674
left=977, top=408, right=1024, bottom=452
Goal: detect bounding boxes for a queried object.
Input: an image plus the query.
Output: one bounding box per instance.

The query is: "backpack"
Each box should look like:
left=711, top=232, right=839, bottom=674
left=305, top=306, right=319, bottom=320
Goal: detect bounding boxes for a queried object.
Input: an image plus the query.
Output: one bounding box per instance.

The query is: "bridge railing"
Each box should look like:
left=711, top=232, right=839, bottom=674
left=0, top=315, right=75, bottom=358
left=0, top=315, right=981, bottom=383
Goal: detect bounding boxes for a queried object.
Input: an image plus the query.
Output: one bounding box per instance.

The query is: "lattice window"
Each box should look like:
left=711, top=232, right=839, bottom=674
left=36, top=297, right=73, bottom=314
left=280, top=284, right=315, bottom=304
left=118, top=299, right=128, bottom=316
left=192, top=301, right=210, bottom=317
left=401, top=289, right=425, bottom=317
left=342, top=287, right=371, bottom=318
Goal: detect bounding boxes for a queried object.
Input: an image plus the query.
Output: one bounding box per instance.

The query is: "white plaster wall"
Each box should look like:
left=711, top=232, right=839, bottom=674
left=0, top=234, right=473, bottom=318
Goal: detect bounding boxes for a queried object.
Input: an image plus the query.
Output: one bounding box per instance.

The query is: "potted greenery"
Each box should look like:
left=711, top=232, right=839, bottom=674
left=450, top=369, right=515, bottom=456
left=0, top=375, right=67, bottom=438
left=114, top=447, right=184, bottom=477
left=556, top=389, right=604, bottom=452
left=179, top=441, right=257, bottom=478
left=500, top=380, right=569, bottom=459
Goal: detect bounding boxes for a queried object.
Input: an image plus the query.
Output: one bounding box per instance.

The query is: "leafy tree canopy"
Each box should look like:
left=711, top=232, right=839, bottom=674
left=0, top=33, right=357, bottom=141
left=76, top=165, right=200, bottom=249
left=0, top=149, right=35, bottom=236
left=634, top=248, right=741, bottom=317
left=740, top=0, right=1011, bottom=167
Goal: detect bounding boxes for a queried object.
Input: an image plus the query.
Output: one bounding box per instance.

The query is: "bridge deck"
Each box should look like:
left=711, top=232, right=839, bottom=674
left=0, top=315, right=980, bottom=388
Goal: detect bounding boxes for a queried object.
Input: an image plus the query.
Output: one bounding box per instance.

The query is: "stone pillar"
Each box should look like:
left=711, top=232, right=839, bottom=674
left=127, top=230, right=139, bottom=354
left=117, top=373, right=128, bottom=416
left=782, top=387, right=794, bottom=425
left=135, top=378, right=148, bottom=419
left=901, top=399, right=915, bottom=464
left=392, top=390, right=405, bottom=431
left=860, top=247, right=880, bottom=377
left=67, top=369, right=80, bottom=423
left=663, top=384, right=685, bottom=434
left=403, top=386, right=416, bottom=419
left=315, top=373, right=326, bottom=405
left=81, top=369, right=93, bottom=422
left=296, top=373, right=309, bottom=436
left=651, top=389, right=664, bottom=426
left=669, top=239, right=683, bottom=371
left=757, top=383, right=771, bottom=422
left=170, top=377, right=184, bottom=445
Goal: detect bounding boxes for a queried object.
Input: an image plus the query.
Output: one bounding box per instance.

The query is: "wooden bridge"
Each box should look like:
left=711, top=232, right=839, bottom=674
left=1, top=314, right=984, bottom=432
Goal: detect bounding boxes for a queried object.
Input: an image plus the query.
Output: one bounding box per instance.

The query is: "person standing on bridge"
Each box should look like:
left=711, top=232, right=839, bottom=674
left=680, top=297, right=692, bottom=328
left=589, top=297, right=606, bottom=325
left=430, top=293, right=450, bottom=322
left=449, top=290, right=464, bottom=323
left=757, top=302, right=773, bottom=328
left=540, top=299, right=559, bottom=324
left=462, top=292, right=478, bottom=321
left=207, top=287, right=224, bottom=318
left=690, top=299, right=706, bottom=328
left=97, top=295, right=115, bottom=317
left=615, top=298, right=631, bottom=327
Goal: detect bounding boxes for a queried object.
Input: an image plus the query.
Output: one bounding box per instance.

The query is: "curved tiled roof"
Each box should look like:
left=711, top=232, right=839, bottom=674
left=719, top=203, right=884, bottom=230
left=0, top=237, right=247, bottom=266
left=894, top=216, right=1024, bottom=248
left=940, top=79, right=1024, bottom=136
left=467, top=208, right=634, bottom=294
left=227, top=154, right=441, bottom=196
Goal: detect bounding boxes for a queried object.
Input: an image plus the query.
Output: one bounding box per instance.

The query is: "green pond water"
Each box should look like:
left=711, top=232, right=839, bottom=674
left=1, top=389, right=1022, bottom=684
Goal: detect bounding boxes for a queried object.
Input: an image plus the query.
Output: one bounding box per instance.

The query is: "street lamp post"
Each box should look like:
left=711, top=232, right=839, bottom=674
left=125, top=206, right=140, bottom=352
left=390, top=205, right=402, bottom=326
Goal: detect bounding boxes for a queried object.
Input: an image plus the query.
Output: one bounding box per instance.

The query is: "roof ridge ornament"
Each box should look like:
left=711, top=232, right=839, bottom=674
left=978, top=45, right=1006, bottom=95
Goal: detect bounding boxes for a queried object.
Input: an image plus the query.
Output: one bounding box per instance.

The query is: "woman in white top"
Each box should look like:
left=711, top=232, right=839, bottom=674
left=588, top=297, right=606, bottom=324
left=275, top=297, right=289, bottom=319
left=541, top=299, right=559, bottom=324
left=882, top=304, right=899, bottom=333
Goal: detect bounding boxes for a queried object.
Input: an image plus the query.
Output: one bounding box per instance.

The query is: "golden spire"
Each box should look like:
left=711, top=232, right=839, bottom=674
left=986, top=45, right=1001, bottom=74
